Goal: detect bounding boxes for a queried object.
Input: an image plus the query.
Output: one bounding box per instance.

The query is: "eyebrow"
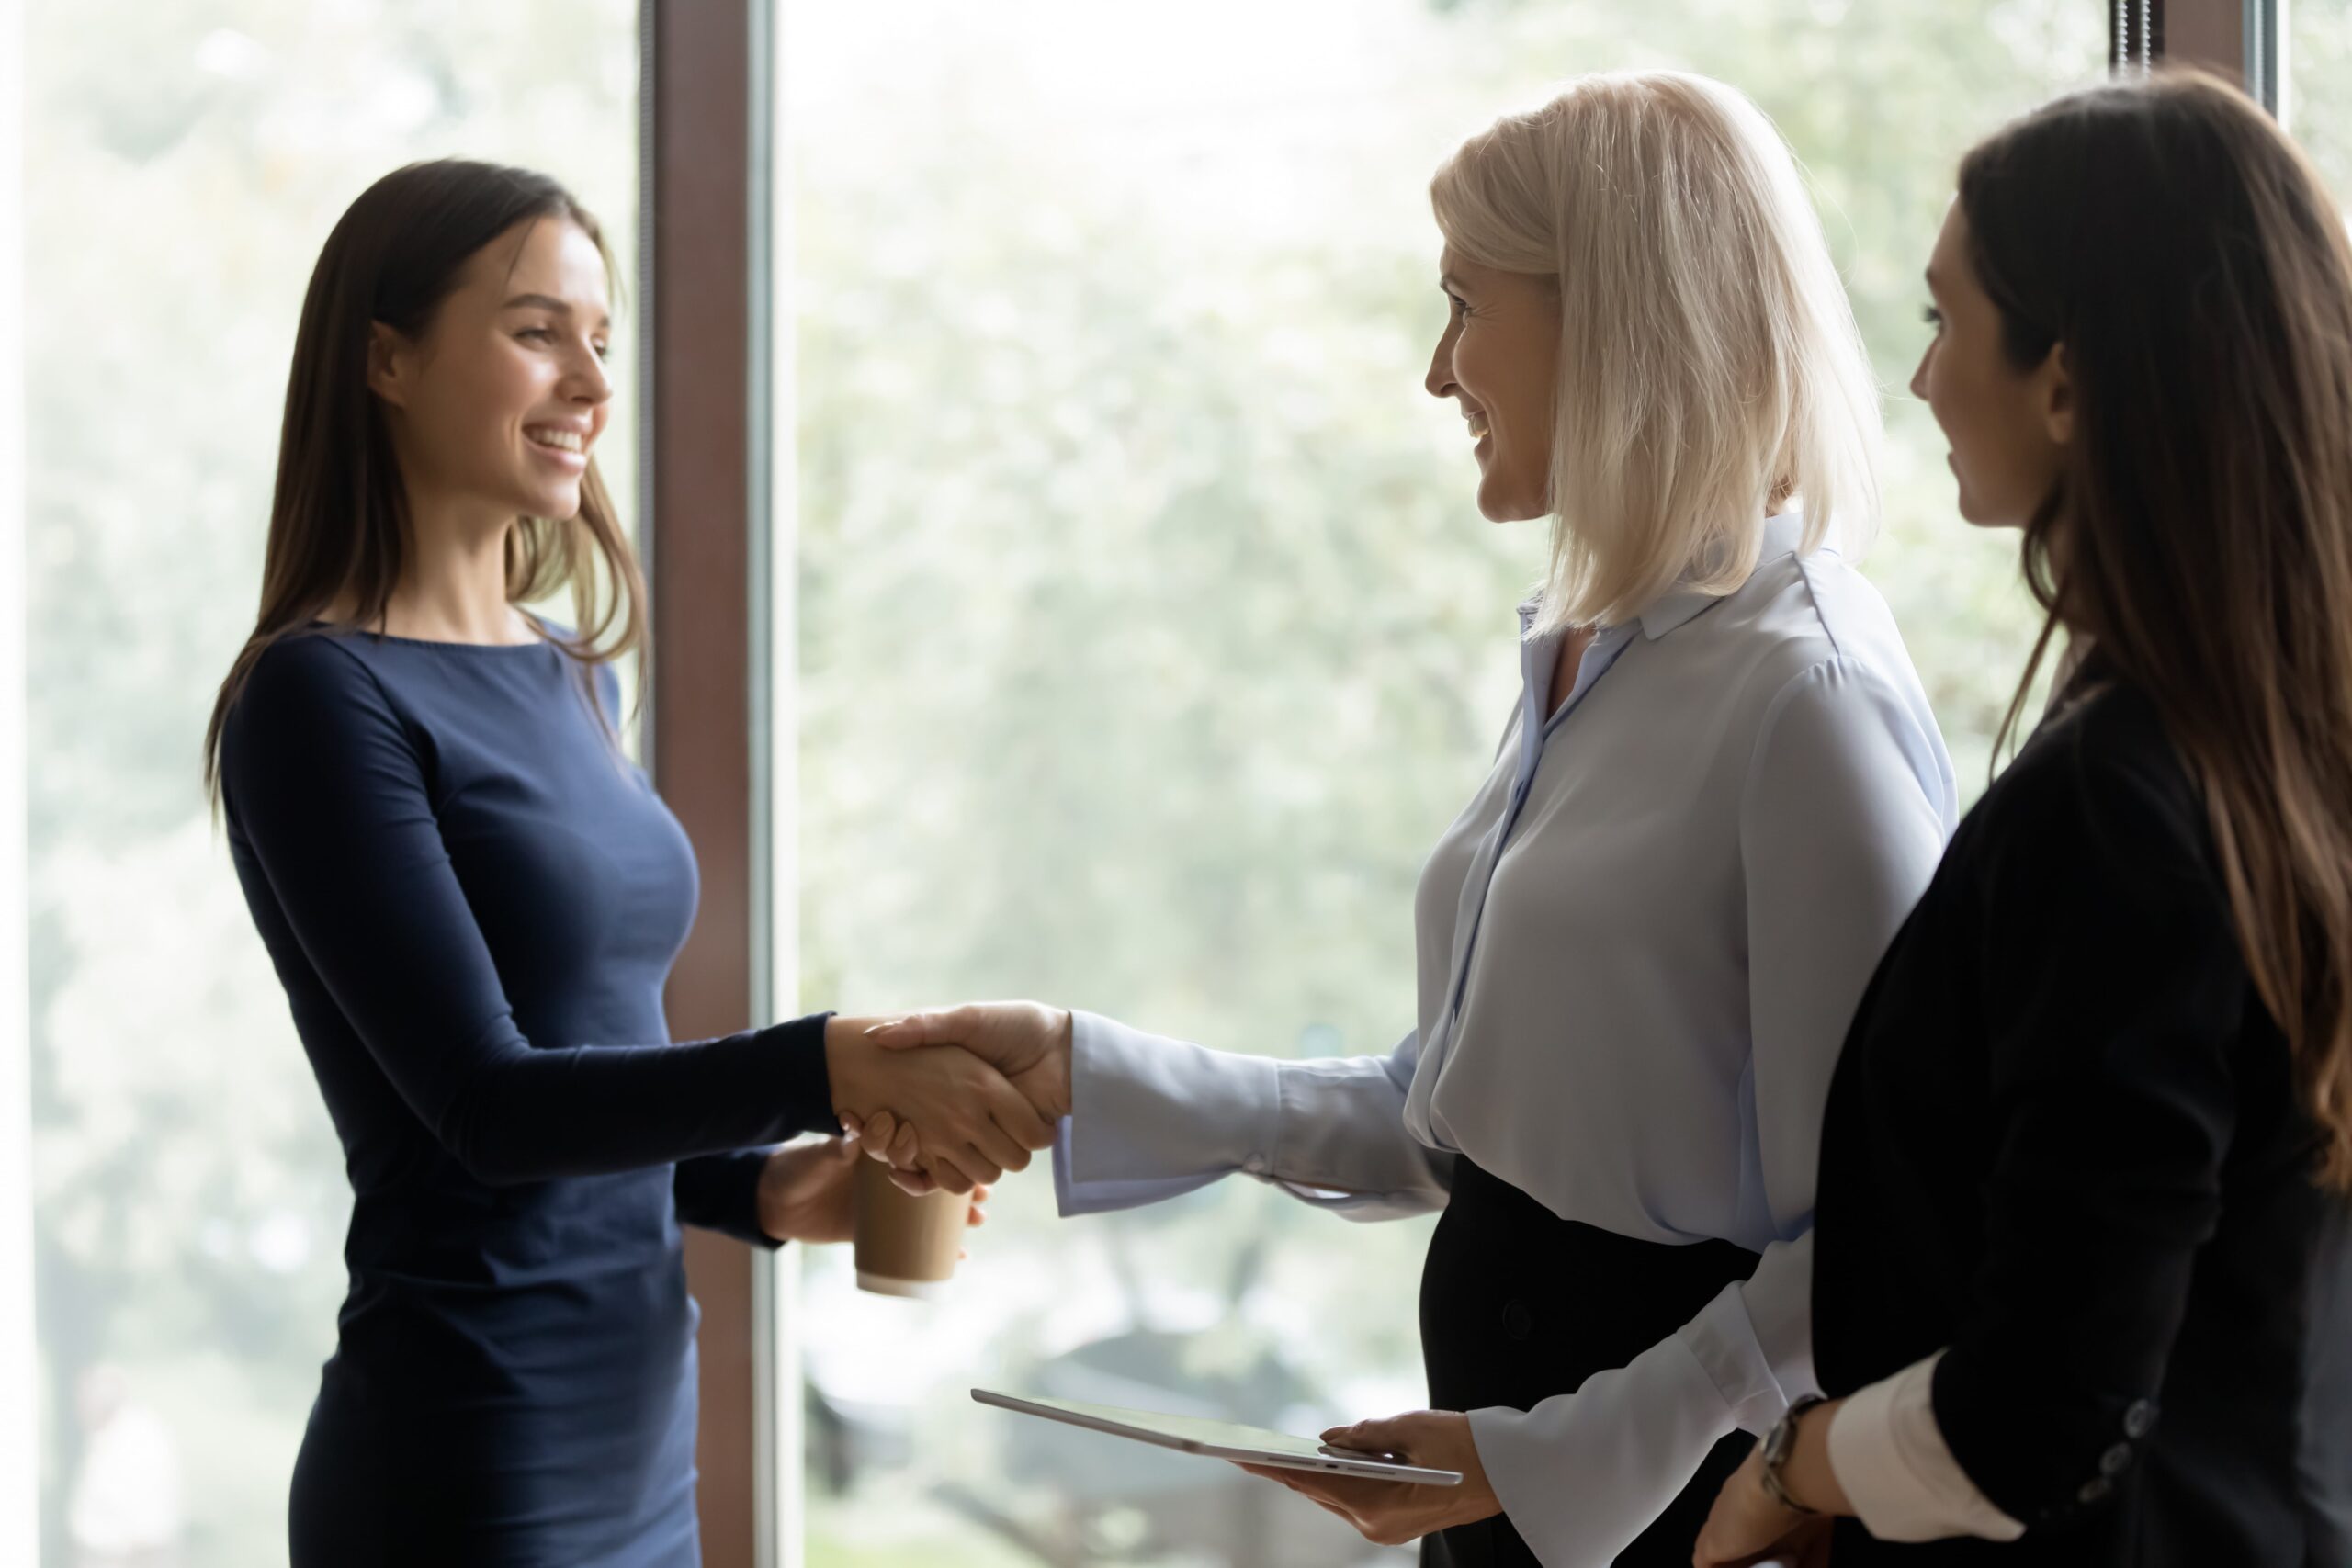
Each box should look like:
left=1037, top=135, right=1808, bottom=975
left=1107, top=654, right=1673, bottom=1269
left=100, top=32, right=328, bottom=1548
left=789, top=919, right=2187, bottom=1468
left=1440, top=272, right=1467, bottom=293
left=502, top=293, right=612, bottom=330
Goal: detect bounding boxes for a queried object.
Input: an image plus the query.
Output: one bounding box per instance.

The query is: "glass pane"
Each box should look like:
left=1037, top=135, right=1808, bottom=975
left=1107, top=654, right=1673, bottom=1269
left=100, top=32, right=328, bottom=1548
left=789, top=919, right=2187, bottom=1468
left=780, top=5, right=2102, bottom=1563
left=2291, top=0, right=2352, bottom=199
left=22, top=6, right=638, bottom=1562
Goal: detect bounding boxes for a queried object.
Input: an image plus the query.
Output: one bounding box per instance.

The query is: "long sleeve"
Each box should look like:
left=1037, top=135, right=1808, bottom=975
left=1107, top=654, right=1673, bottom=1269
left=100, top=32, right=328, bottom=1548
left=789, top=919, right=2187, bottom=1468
left=1467, top=655, right=1952, bottom=1567
left=1053, top=1011, right=1452, bottom=1220
left=221, top=637, right=840, bottom=1187
left=1923, top=737, right=2245, bottom=1529
left=673, top=1151, right=784, bottom=1247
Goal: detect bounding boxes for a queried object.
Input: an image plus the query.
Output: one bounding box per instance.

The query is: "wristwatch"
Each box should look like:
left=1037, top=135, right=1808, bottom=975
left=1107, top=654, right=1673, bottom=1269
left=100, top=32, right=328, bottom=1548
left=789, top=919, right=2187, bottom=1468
left=1758, top=1395, right=1827, bottom=1516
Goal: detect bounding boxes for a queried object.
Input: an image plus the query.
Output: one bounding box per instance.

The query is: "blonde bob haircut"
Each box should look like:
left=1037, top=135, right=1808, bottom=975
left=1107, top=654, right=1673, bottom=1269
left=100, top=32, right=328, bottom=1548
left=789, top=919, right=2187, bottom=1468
left=1431, top=71, right=1882, bottom=634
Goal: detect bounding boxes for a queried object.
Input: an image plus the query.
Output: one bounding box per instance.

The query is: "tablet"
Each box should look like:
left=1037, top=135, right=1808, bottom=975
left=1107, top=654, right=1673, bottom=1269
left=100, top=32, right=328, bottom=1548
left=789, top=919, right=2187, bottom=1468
left=969, top=1389, right=1464, bottom=1485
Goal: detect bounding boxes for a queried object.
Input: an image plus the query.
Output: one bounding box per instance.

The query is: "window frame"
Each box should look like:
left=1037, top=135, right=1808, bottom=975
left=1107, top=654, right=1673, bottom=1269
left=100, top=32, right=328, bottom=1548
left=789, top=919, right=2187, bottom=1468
left=641, top=3, right=791, bottom=1566
left=2154, top=0, right=2286, bottom=111
left=1, top=0, right=35, bottom=1557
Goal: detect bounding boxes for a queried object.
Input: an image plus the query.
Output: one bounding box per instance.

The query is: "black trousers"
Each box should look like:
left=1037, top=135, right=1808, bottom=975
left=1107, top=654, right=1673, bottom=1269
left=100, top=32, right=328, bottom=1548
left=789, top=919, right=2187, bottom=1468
left=1419, top=1156, right=1759, bottom=1568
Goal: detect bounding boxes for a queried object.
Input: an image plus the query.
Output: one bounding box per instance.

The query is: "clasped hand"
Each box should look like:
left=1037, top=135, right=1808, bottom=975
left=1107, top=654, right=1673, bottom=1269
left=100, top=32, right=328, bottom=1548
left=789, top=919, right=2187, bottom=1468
left=822, top=1005, right=1073, bottom=1194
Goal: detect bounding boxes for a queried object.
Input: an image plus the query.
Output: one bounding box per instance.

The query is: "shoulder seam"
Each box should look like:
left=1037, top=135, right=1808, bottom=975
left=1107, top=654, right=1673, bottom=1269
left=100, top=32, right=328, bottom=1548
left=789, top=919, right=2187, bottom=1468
left=1736, top=652, right=1909, bottom=817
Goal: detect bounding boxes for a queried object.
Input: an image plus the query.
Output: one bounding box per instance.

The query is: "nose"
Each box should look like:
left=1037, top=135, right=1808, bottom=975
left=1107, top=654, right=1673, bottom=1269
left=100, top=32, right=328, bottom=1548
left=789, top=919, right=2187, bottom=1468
left=1425, top=321, right=1457, bottom=401
left=567, top=345, right=614, bottom=408
left=1908, top=340, right=1932, bottom=403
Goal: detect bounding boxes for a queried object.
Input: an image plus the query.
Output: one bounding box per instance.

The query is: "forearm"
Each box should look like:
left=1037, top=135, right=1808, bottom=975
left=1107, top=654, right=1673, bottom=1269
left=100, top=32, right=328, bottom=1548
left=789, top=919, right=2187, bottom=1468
left=435, top=1013, right=838, bottom=1184
left=1056, top=1013, right=1447, bottom=1218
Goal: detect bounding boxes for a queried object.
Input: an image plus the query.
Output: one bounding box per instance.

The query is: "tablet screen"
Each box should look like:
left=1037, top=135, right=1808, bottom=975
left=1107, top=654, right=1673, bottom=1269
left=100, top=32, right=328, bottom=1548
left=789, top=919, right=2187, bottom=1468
left=990, top=1393, right=1381, bottom=1461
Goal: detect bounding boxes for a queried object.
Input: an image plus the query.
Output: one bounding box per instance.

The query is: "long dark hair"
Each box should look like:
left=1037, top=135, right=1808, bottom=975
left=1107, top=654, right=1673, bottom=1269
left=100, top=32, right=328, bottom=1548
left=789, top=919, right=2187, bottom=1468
left=203, top=158, right=645, bottom=801
left=1967, top=71, right=2352, bottom=1190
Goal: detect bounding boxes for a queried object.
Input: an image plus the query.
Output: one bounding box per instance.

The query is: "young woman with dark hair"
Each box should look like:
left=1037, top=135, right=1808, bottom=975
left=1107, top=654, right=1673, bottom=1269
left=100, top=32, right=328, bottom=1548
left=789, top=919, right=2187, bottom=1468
left=209, top=160, right=1052, bottom=1566
left=1695, top=70, right=2352, bottom=1568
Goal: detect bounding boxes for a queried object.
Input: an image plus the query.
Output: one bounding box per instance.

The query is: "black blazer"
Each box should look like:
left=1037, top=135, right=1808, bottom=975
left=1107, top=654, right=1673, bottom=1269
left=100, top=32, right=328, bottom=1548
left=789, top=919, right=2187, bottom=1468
left=1810, top=673, right=2352, bottom=1566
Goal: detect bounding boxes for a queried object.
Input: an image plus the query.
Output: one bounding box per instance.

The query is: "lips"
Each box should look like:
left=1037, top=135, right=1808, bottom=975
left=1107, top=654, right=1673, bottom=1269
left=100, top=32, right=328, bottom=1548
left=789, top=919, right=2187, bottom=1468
left=525, top=424, right=589, bottom=456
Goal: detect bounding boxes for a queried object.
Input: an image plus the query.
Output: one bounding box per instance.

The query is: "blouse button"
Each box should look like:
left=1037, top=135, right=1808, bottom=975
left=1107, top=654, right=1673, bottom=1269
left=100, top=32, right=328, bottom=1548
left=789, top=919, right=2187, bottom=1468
left=1501, top=1301, right=1534, bottom=1340
left=2077, top=1477, right=2113, bottom=1506
left=2099, top=1443, right=2132, bottom=1477
left=2122, top=1400, right=2155, bottom=1438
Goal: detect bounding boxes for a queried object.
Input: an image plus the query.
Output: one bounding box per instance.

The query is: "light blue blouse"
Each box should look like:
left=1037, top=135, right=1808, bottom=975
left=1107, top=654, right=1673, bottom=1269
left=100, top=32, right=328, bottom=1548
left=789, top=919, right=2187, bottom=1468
left=1050, top=513, right=1958, bottom=1565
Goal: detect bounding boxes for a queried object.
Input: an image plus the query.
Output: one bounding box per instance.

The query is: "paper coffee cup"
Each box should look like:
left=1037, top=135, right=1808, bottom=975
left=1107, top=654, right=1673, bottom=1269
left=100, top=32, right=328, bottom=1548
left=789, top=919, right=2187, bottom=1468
left=852, top=1156, right=965, bottom=1298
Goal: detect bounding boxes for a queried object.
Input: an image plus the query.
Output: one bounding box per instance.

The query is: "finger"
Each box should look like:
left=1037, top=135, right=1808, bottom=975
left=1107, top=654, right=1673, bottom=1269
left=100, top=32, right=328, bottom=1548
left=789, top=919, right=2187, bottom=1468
left=1234, top=1463, right=1302, bottom=1488
left=851, top=1114, right=902, bottom=1162
left=888, top=1122, right=922, bottom=1168
left=1322, top=1416, right=1410, bottom=1456
left=865, top=1004, right=975, bottom=1051
left=827, top=1135, right=859, bottom=1163
left=944, top=1140, right=1007, bottom=1187
left=838, top=1111, right=865, bottom=1140
left=863, top=1016, right=923, bottom=1048
left=958, top=1111, right=1031, bottom=1178
left=924, top=1153, right=979, bottom=1195
left=887, top=1166, right=939, bottom=1197
left=965, top=1202, right=989, bottom=1227
left=989, top=1087, right=1056, bottom=1153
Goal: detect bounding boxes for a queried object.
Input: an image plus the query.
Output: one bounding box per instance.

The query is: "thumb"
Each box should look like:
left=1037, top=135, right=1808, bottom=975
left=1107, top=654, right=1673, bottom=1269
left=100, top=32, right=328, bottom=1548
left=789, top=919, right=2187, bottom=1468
left=864, top=1010, right=949, bottom=1050
left=826, top=1135, right=860, bottom=1164
left=1322, top=1414, right=1412, bottom=1454
left=867, top=1004, right=989, bottom=1053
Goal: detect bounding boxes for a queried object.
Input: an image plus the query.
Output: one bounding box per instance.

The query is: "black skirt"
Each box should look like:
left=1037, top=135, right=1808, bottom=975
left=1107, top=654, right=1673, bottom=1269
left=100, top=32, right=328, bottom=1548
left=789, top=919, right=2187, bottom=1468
left=1419, top=1156, right=1759, bottom=1567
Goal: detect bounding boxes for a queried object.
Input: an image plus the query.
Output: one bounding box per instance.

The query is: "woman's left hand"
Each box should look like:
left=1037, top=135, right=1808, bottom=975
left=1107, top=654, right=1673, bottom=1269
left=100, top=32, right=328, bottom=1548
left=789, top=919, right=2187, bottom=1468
left=755, top=1135, right=989, bottom=1246
left=1691, top=1446, right=1834, bottom=1568
left=1234, top=1410, right=1500, bottom=1548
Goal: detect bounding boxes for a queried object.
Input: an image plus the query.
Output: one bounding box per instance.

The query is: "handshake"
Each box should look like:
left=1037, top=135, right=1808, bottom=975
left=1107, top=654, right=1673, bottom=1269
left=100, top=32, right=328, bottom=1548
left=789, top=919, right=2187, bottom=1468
left=820, top=1001, right=1076, bottom=1194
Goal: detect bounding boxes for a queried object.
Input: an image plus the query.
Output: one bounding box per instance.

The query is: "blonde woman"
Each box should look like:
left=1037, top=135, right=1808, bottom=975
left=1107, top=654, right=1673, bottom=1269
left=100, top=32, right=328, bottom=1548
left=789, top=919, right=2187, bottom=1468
left=856, top=73, right=1955, bottom=1567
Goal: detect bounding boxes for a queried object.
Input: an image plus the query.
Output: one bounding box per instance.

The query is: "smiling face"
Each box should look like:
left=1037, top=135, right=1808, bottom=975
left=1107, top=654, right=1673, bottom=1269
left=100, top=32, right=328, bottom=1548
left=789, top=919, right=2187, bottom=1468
left=1911, top=202, right=2071, bottom=530
left=367, top=215, right=615, bottom=528
left=1426, top=248, right=1562, bottom=522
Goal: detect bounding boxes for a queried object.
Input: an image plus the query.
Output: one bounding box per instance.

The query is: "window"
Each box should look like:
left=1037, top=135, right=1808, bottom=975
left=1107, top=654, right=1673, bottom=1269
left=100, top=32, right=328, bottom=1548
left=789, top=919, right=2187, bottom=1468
left=2290, top=0, right=2352, bottom=197
left=775, top=3, right=2104, bottom=1564
left=18, top=5, right=639, bottom=1562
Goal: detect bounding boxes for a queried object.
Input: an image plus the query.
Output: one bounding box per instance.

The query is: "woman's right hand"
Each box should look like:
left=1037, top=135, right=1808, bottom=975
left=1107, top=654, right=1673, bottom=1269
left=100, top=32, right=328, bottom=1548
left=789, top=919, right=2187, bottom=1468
left=822, top=1014, right=1055, bottom=1193
left=840, top=1002, right=1073, bottom=1193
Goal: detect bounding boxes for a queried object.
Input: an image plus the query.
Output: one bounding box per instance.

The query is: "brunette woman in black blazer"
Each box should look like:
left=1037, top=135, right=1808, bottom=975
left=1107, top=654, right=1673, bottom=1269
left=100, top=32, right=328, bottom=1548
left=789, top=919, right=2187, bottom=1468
left=1694, top=72, right=2352, bottom=1567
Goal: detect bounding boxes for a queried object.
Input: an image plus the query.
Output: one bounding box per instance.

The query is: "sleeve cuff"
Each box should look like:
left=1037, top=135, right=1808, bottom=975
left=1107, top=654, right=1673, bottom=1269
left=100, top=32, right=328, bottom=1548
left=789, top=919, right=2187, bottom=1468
left=673, top=1149, right=784, bottom=1248
left=1828, top=1351, right=2027, bottom=1544
left=1467, top=1333, right=1736, bottom=1567
left=1676, top=1260, right=1814, bottom=1438
left=1052, top=1010, right=1283, bottom=1215
left=766, top=1011, right=843, bottom=1140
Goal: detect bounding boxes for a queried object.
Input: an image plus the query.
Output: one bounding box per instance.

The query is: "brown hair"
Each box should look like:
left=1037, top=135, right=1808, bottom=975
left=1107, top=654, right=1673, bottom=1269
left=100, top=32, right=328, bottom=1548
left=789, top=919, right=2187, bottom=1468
left=203, top=158, right=644, bottom=801
left=1967, top=71, right=2352, bottom=1189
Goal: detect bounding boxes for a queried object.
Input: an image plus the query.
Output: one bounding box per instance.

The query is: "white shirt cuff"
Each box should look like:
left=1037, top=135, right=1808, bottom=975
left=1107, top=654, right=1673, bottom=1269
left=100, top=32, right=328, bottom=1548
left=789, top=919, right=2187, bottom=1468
left=1827, top=1349, right=2026, bottom=1543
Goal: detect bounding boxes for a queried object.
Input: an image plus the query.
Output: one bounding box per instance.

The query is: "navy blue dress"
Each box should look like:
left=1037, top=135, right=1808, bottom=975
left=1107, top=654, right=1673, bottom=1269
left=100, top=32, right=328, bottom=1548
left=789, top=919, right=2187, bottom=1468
left=220, top=625, right=837, bottom=1567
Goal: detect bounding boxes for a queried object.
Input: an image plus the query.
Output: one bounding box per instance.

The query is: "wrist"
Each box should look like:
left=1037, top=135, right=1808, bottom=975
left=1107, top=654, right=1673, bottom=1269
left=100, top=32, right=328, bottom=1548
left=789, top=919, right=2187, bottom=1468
left=1774, top=1397, right=1851, bottom=1517
left=822, top=1014, right=888, bottom=1115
